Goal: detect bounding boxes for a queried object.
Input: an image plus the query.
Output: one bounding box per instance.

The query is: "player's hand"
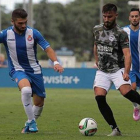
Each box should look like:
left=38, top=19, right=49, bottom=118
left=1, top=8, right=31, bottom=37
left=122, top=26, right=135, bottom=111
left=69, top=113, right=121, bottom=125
left=95, top=61, right=98, bottom=67
left=54, top=64, right=64, bottom=73
left=122, top=73, right=129, bottom=81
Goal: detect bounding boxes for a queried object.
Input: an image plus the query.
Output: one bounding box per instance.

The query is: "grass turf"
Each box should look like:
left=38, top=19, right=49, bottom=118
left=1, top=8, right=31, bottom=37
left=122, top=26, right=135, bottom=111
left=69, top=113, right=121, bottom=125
left=0, top=88, right=140, bottom=140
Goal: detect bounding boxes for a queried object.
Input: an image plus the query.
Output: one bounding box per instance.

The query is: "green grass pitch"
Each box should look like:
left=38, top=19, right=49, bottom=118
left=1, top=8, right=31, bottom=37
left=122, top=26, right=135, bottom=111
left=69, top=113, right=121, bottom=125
left=0, top=88, right=140, bottom=140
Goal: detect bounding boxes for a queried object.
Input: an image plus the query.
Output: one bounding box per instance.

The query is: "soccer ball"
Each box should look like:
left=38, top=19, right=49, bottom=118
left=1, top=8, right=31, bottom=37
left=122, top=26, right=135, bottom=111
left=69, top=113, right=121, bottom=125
left=79, top=118, right=97, bottom=136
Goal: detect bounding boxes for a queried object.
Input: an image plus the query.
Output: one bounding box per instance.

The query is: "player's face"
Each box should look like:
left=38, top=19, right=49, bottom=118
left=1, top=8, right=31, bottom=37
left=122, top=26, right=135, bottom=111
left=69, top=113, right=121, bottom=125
left=129, top=11, right=140, bottom=27
left=12, top=18, right=27, bottom=34
left=103, top=11, right=118, bottom=29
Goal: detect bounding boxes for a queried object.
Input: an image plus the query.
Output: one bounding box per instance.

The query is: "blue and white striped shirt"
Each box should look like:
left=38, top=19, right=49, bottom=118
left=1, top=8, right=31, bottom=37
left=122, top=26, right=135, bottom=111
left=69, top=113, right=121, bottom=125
left=123, top=25, right=140, bottom=72
left=0, top=26, right=50, bottom=75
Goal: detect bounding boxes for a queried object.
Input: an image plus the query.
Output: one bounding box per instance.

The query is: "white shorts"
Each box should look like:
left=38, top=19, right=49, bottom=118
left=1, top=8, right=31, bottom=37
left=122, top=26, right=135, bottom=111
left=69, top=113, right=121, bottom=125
left=93, top=68, right=131, bottom=92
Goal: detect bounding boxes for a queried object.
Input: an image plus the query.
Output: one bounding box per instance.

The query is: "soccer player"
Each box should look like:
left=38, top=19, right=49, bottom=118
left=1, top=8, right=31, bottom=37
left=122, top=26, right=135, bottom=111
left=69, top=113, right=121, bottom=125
left=93, top=3, right=140, bottom=136
left=123, top=8, right=140, bottom=121
left=0, top=9, right=64, bottom=133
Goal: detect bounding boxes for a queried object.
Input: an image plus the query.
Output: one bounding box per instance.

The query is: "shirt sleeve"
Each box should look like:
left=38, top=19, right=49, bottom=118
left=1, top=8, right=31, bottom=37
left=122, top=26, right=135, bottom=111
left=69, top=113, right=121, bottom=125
left=33, top=29, right=50, bottom=50
left=119, top=30, right=129, bottom=49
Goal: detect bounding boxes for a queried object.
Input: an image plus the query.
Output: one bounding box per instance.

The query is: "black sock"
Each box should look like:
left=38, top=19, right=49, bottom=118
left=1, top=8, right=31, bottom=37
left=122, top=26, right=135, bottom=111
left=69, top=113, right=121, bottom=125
left=95, top=95, right=119, bottom=130
left=124, top=90, right=140, bottom=104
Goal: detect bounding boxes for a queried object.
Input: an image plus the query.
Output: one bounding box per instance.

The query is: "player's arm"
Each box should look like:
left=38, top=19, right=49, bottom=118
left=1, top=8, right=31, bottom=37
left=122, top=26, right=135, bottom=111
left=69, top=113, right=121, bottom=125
left=94, top=44, right=98, bottom=67
left=122, top=47, right=131, bottom=81
left=45, top=47, right=64, bottom=73
left=93, top=27, right=99, bottom=68
left=34, top=29, right=64, bottom=73
left=120, top=30, right=131, bottom=81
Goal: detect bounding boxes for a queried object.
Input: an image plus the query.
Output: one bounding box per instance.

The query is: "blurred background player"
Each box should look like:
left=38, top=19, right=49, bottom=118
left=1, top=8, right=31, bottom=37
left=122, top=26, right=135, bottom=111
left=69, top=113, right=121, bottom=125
left=123, top=8, right=140, bottom=121
left=0, top=53, right=8, bottom=67
left=0, top=8, right=64, bottom=133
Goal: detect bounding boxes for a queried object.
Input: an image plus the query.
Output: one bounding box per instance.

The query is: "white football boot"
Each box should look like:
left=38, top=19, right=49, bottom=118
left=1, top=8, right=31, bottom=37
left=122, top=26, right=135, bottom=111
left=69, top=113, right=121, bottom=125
left=107, top=128, right=122, bottom=136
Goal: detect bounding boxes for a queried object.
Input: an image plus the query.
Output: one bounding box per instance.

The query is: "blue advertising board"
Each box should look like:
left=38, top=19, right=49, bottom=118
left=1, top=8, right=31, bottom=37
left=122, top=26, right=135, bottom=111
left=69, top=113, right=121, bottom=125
left=0, top=68, right=115, bottom=89
left=42, top=68, right=96, bottom=89
left=0, top=68, right=16, bottom=87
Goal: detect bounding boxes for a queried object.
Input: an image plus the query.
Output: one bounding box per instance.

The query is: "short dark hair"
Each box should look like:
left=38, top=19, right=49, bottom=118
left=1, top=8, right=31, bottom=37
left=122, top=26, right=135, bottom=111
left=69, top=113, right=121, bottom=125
left=130, top=8, right=140, bottom=12
left=102, top=3, right=117, bottom=13
left=12, top=9, right=28, bottom=21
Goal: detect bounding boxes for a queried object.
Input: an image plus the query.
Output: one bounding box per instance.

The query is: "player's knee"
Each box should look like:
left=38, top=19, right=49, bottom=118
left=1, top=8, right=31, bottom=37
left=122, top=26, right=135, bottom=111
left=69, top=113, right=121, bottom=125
left=33, top=95, right=44, bottom=106
left=34, top=101, right=44, bottom=107
left=131, top=86, right=136, bottom=91
left=131, top=83, right=137, bottom=91
left=21, top=87, right=32, bottom=97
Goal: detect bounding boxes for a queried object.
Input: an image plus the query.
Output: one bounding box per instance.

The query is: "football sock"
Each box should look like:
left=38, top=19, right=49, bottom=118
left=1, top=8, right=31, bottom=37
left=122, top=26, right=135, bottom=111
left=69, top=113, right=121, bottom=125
left=114, top=127, right=121, bottom=132
left=95, top=95, right=118, bottom=130
left=32, top=105, right=43, bottom=120
left=132, top=102, right=139, bottom=108
left=124, top=90, right=140, bottom=105
left=21, top=87, right=34, bottom=121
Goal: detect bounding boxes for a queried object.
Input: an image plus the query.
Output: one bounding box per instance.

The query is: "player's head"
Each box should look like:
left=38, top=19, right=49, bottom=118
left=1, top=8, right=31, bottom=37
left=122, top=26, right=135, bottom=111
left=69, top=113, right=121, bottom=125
left=129, top=8, right=140, bottom=27
left=11, top=9, right=28, bottom=34
left=102, top=3, right=118, bottom=29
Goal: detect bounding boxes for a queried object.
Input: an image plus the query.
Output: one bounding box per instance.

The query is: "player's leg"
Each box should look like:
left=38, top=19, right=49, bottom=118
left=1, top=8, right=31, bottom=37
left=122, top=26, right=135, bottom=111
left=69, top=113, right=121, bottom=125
left=113, top=69, right=140, bottom=123
left=19, top=79, right=38, bottom=133
left=94, top=70, right=121, bottom=136
left=19, top=79, right=34, bottom=122
left=29, top=73, right=46, bottom=130
left=95, top=87, right=121, bottom=136
left=114, top=69, right=140, bottom=121
left=32, top=94, right=44, bottom=120
left=11, top=71, right=37, bottom=133
left=131, top=83, right=140, bottom=121
left=119, top=84, right=140, bottom=106
left=129, top=72, right=140, bottom=121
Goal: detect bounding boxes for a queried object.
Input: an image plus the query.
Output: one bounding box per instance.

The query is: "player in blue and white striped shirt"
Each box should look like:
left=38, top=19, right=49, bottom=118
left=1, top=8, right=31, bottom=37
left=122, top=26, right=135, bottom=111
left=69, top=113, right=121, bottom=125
left=123, top=8, right=140, bottom=121
left=0, top=9, right=64, bottom=133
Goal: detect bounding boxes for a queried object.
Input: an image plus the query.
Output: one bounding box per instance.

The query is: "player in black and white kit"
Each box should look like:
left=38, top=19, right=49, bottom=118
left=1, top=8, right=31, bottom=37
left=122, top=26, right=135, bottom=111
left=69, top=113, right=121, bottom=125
left=93, top=3, right=140, bottom=136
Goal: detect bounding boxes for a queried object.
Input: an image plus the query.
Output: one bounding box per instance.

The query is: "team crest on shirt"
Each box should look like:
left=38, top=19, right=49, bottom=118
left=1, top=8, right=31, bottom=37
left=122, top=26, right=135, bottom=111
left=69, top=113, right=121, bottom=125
left=27, top=35, right=32, bottom=41
left=109, top=35, right=115, bottom=42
